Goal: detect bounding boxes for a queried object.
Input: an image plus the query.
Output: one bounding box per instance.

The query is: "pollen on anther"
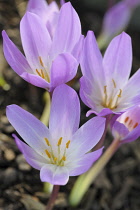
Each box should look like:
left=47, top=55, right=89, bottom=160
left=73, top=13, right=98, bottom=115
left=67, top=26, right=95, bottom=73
left=124, top=117, right=129, bottom=123
left=66, top=140, right=71, bottom=149
left=133, top=122, right=138, bottom=129
left=53, top=157, right=57, bottom=162
left=41, top=69, right=45, bottom=79
left=117, top=89, right=122, bottom=98
left=128, top=119, right=133, bottom=126
left=62, top=156, right=66, bottom=161
left=44, top=138, right=50, bottom=146
left=39, top=56, right=44, bottom=67
left=57, top=137, right=62, bottom=146
left=112, top=79, right=116, bottom=88
left=36, top=69, right=41, bottom=77
left=45, top=149, right=51, bottom=158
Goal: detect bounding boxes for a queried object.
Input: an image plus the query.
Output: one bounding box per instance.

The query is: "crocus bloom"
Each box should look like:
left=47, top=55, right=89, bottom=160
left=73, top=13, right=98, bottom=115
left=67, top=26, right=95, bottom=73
left=111, top=105, right=140, bottom=143
left=6, top=84, right=105, bottom=185
left=2, top=2, right=82, bottom=92
left=80, top=31, right=140, bottom=117
left=98, top=0, right=140, bottom=48
left=27, top=0, right=59, bottom=38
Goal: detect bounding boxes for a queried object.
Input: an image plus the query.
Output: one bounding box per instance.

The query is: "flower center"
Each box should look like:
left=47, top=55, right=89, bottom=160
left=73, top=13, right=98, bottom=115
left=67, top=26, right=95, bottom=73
left=44, top=137, right=71, bottom=166
left=123, top=116, right=138, bottom=131
left=36, top=56, right=50, bottom=82
left=102, top=79, right=122, bottom=110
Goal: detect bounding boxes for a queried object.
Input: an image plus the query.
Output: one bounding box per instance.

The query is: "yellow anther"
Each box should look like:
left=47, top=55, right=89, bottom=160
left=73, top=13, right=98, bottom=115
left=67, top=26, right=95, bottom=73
left=39, top=56, right=44, bottom=67
left=45, top=149, right=51, bottom=159
left=117, top=89, right=122, bottom=98
left=57, top=137, right=62, bottom=146
left=66, top=140, right=71, bottom=149
left=53, top=157, right=57, bottom=162
left=112, top=79, right=116, bottom=88
left=36, top=69, right=41, bottom=77
left=62, top=156, right=66, bottom=161
left=41, top=69, right=45, bottom=79
left=44, top=138, right=50, bottom=146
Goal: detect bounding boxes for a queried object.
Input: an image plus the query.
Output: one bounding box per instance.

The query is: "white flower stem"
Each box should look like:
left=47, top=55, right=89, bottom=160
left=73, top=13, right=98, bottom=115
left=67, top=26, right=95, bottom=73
left=40, top=91, right=53, bottom=194
left=93, top=114, right=112, bottom=150
left=40, top=91, right=51, bottom=126
left=46, top=185, right=60, bottom=210
left=69, top=138, right=120, bottom=207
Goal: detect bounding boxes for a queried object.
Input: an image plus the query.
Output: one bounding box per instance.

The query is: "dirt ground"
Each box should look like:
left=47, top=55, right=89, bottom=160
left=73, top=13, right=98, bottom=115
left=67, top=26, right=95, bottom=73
left=1, top=0, right=140, bottom=209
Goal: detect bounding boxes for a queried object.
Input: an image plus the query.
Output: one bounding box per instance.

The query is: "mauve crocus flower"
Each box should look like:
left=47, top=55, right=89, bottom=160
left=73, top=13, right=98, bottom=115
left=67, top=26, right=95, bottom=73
left=2, top=2, right=82, bottom=92
left=6, top=84, right=105, bottom=185
left=27, top=0, right=59, bottom=38
left=111, top=105, right=140, bottom=143
left=98, top=0, right=140, bottom=48
left=80, top=31, right=140, bottom=117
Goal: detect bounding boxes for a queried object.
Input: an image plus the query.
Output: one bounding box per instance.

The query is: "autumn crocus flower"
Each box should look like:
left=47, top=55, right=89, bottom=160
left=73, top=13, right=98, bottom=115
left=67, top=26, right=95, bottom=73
left=111, top=105, right=140, bottom=144
left=6, top=84, right=105, bottom=185
left=27, top=0, right=59, bottom=38
left=80, top=31, right=140, bottom=117
left=2, top=2, right=82, bottom=92
left=98, top=0, right=140, bottom=48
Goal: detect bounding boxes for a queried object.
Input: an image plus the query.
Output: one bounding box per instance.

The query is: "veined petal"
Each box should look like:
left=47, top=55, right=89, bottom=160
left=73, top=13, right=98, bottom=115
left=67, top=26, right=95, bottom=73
left=27, top=0, right=49, bottom=17
left=101, top=1, right=131, bottom=44
left=27, top=0, right=59, bottom=36
left=122, top=124, right=140, bottom=143
left=69, top=148, right=103, bottom=176
left=103, top=32, right=132, bottom=87
left=121, top=69, right=140, bottom=107
left=40, top=164, right=69, bottom=185
left=20, top=12, right=52, bottom=69
left=80, top=31, right=104, bottom=80
left=50, top=53, right=78, bottom=92
left=13, top=134, right=47, bottom=170
left=49, top=84, right=80, bottom=139
left=68, top=117, right=105, bottom=157
left=71, top=35, right=84, bottom=62
left=80, top=76, right=96, bottom=109
left=6, top=105, right=51, bottom=155
left=51, top=2, right=81, bottom=58
left=2, top=30, right=32, bottom=75
left=112, top=121, right=129, bottom=140
left=21, top=72, right=50, bottom=90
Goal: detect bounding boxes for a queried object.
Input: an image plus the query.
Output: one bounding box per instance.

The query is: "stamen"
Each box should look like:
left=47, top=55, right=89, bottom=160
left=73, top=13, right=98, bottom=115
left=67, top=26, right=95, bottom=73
left=124, top=117, right=129, bottom=123
left=57, top=137, right=62, bottom=146
left=66, top=140, right=71, bottom=149
left=133, top=122, right=138, bottom=129
left=128, top=119, right=132, bottom=126
left=117, top=89, right=122, bottom=98
left=62, top=156, right=66, bottom=161
left=44, top=138, right=50, bottom=146
left=45, top=149, right=51, bottom=159
left=104, top=85, right=107, bottom=94
left=41, top=69, right=45, bottom=79
left=36, top=69, right=41, bottom=77
left=53, top=157, right=58, bottom=162
left=39, top=56, right=44, bottom=67
left=112, top=79, right=116, bottom=88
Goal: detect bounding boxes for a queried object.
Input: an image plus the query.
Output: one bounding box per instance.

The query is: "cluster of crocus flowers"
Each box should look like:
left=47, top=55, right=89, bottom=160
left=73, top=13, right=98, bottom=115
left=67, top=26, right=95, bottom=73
left=80, top=31, right=140, bottom=117
left=3, top=1, right=140, bottom=207
left=2, top=2, right=82, bottom=92
left=6, top=84, right=105, bottom=185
